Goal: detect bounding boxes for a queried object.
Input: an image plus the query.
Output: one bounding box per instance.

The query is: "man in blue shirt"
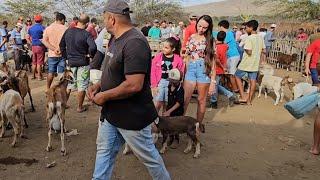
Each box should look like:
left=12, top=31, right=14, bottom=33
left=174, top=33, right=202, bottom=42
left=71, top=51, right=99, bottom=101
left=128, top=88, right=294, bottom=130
left=264, top=24, right=276, bottom=56
left=11, top=23, right=24, bottom=70
left=213, top=20, right=241, bottom=92
left=148, top=19, right=161, bottom=40
left=0, top=21, right=8, bottom=72
left=28, top=14, right=46, bottom=80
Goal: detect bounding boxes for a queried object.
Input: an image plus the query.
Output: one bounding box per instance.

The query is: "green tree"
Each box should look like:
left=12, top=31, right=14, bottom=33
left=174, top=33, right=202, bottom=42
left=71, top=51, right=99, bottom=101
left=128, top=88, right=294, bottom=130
left=131, top=0, right=187, bottom=25
left=4, top=0, right=52, bottom=18
left=55, top=0, right=103, bottom=17
left=255, top=0, right=320, bottom=21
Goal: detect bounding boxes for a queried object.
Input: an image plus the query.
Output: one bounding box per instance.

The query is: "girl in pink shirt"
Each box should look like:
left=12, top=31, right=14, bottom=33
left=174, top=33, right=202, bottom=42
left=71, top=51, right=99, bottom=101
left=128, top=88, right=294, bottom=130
left=151, top=37, right=185, bottom=113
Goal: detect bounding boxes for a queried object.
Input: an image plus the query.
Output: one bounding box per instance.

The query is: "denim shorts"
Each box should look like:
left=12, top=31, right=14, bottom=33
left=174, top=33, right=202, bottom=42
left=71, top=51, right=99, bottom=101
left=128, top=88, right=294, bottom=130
left=235, top=69, right=258, bottom=80
left=67, top=65, right=90, bottom=92
left=227, top=56, right=240, bottom=75
left=48, top=57, right=65, bottom=73
left=310, top=68, right=319, bottom=85
left=154, top=79, right=169, bottom=102
left=185, top=59, right=211, bottom=83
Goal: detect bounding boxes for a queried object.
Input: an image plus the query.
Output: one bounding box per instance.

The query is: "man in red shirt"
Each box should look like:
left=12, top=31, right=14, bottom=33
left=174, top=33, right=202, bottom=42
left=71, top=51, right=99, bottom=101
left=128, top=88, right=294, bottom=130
left=296, top=28, right=309, bottom=41
left=182, top=15, right=197, bottom=53
left=305, top=39, right=320, bottom=85
left=86, top=18, right=98, bottom=40
left=69, top=16, right=79, bottom=28
left=210, top=31, right=237, bottom=109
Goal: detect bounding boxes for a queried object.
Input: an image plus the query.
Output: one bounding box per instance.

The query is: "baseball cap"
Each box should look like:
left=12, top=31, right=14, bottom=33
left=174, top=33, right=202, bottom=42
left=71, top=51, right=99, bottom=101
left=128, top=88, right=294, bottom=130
left=271, top=24, right=277, bottom=28
left=104, top=0, right=132, bottom=15
left=168, top=69, right=181, bottom=81
left=34, top=14, right=43, bottom=21
left=153, top=19, right=159, bottom=23
left=189, top=15, right=198, bottom=20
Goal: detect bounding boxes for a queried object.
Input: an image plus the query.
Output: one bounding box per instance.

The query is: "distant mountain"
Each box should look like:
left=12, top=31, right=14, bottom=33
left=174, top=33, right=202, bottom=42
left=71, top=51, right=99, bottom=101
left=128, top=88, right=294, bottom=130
left=184, top=0, right=270, bottom=17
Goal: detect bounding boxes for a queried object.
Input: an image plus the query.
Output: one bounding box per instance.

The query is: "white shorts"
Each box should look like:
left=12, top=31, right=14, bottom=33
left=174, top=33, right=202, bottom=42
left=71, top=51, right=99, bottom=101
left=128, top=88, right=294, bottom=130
left=0, top=52, right=8, bottom=64
left=227, top=56, right=240, bottom=75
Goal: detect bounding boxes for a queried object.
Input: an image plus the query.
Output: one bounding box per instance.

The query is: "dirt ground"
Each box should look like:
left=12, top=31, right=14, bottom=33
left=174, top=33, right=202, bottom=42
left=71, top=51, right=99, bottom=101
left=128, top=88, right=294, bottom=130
left=1, top=67, right=320, bottom=180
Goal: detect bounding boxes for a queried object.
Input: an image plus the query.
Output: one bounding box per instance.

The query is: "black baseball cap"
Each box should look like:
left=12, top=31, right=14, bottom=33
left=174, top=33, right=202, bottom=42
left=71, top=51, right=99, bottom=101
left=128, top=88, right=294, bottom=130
left=104, top=0, right=133, bottom=15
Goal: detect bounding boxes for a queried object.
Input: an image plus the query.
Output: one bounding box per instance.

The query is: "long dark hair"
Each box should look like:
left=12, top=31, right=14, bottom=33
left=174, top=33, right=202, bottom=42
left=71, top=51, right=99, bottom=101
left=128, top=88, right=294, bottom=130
left=196, top=15, right=215, bottom=76
left=165, top=37, right=181, bottom=55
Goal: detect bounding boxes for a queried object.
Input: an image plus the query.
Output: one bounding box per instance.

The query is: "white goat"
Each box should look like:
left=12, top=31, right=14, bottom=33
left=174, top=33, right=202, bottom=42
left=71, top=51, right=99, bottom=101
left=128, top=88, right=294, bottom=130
left=0, top=89, right=25, bottom=147
left=258, top=75, right=292, bottom=105
left=292, top=82, right=319, bottom=100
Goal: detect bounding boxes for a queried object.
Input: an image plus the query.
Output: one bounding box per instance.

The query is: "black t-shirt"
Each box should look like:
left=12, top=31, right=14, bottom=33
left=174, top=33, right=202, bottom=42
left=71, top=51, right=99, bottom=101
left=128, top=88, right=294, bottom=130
left=161, top=55, right=174, bottom=79
left=141, top=26, right=151, bottom=37
left=100, top=28, right=157, bottom=130
left=167, top=83, right=184, bottom=116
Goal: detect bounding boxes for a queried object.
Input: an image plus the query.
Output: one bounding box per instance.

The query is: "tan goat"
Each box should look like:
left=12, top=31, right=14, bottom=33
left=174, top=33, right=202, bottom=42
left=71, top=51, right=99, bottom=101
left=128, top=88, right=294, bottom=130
left=0, top=89, right=25, bottom=147
left=45, top=70, right=74, bottom=156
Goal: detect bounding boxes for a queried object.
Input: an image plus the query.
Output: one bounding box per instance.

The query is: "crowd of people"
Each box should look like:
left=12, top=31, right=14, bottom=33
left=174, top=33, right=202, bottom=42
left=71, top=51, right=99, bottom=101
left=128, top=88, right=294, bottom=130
left=1, top=0, right=320, bottom=179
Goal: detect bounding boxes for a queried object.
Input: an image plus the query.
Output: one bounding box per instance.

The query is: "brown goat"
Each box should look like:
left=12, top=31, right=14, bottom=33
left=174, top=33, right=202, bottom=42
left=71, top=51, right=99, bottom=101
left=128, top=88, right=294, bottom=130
left=277, top=53, right=298, bottom=71
left=156, top=116, right=205, bottom=158
left=45, top=70, right=74, bottom=156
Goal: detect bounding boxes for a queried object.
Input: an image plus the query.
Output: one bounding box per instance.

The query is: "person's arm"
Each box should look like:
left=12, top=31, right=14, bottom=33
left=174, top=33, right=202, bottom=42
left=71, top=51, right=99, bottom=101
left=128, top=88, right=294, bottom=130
left=0, top=29, right=7, bottom=48
left=87, top=34, right=97, bottom=58
left=163, top=102, right=181, bottom=116
left=244, top=38, right=253, bottom=56
left=92, top=39, right=150, bottom=105
left=305, top=53, right=312, bottom=75
left=42, top=29, right=56, bottom=52
left=59, top=31, right=67, bottom=59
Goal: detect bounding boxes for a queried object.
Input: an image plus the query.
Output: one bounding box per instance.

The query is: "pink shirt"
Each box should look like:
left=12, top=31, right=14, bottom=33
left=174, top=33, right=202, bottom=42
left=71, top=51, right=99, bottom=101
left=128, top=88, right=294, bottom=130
left=86, top=24, right=98, bottom=40
left=43, top=22, right=67, bottom=57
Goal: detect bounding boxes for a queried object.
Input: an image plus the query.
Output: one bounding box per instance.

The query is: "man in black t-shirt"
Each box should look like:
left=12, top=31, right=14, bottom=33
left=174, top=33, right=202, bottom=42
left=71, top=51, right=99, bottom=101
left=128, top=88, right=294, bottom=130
left=88, top=0, right=170, bottom=179
left=141, top=22, right=151, bottom=37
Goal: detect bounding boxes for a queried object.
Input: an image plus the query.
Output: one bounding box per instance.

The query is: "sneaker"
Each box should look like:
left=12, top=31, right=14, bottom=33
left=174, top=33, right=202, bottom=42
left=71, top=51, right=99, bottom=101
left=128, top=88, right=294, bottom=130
left=210, top=102, right=218, bottom=109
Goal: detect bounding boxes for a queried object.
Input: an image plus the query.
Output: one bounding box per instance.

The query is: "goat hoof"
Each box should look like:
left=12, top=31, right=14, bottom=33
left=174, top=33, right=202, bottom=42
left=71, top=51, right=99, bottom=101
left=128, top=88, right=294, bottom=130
left=46, top=146, right=52, bottom=152
left=11, top=143, right=16, bottom=148
left=61, top=149, right=67, bottom=156
left=30, top=108, right=35, bottom=112
left=122, top=149, right=131, bottom=155
left=184, top=149, right=191, bottom=154
left=24, top=124, right=29, bottom=129
left=159, top=149, right=166, bottom=154
left=193, top=153, right=200, bottom=158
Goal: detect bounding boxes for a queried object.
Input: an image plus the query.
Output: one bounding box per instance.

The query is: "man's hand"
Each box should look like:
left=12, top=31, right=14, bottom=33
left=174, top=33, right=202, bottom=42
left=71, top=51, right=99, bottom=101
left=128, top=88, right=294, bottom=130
left=151, top=87, right=158, bottom=97
left=162, top=111, right=171, bottom=117
left=92, top=92, right=106, bottom=106
left=54, top=48, right=61, bottom=55
left=87, top=83, right=101, bottom=101
left=305, top=67, right=311, bottom=76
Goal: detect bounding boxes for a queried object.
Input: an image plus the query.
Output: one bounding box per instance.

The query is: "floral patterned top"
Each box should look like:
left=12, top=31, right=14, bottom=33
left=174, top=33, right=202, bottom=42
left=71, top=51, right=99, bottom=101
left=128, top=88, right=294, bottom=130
left=186, top=36, right=207, bottom=60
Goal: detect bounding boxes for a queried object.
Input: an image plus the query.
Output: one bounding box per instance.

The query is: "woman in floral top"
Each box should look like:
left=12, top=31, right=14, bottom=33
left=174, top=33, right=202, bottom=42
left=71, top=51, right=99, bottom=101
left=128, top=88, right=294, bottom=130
left=184, top=15, right=216, bottom=124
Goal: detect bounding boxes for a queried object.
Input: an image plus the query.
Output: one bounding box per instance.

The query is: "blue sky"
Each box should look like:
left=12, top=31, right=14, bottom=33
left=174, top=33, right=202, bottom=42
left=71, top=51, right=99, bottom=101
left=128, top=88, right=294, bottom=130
left=182, top=0, right=224, bottom=6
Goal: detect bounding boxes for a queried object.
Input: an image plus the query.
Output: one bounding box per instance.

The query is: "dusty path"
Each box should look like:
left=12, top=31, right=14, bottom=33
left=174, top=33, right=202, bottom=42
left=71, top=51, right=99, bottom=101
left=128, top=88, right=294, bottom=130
left=0, top=69, right=320, bottom=180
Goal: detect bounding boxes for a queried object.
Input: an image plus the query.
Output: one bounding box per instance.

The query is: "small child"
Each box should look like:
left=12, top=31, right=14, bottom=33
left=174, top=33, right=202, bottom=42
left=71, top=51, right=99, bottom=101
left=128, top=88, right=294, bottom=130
left=210, top=31, right=237, bottom=109
left=162, top=68, right=184, bottom=148
left=151, top=37, right=185, bottom=113
left=235, top=20, right=266, bottom=105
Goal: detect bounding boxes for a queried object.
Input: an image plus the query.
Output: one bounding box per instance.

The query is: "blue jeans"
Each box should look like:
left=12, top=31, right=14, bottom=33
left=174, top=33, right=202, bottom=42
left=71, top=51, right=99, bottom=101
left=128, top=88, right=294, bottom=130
left=210, top=75, right=234, bottom=103
left=310, top=68, right=319, bottom=85
left=93, top=119, right=171, bottom=180
left=284, top=91, right=320, bottom=119
left=48, top=57, right=65, bottom=73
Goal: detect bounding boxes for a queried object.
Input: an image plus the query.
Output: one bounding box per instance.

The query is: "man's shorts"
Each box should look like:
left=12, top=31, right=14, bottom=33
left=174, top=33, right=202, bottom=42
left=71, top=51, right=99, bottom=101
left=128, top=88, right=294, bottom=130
left=67, top=65, right=90, bottom=92
left=154, top=79, right=169, bottom=102
left=235, top=69, right=258, bottom=80
left=227, top=56, right=240, bottom=75
left=32, top=46, right=45, bottom=65
left=48, top=57, right=65, bottom=74
left=0, top=51, right=8, bottom=64
left=185, top=58, right=211, bottom=84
